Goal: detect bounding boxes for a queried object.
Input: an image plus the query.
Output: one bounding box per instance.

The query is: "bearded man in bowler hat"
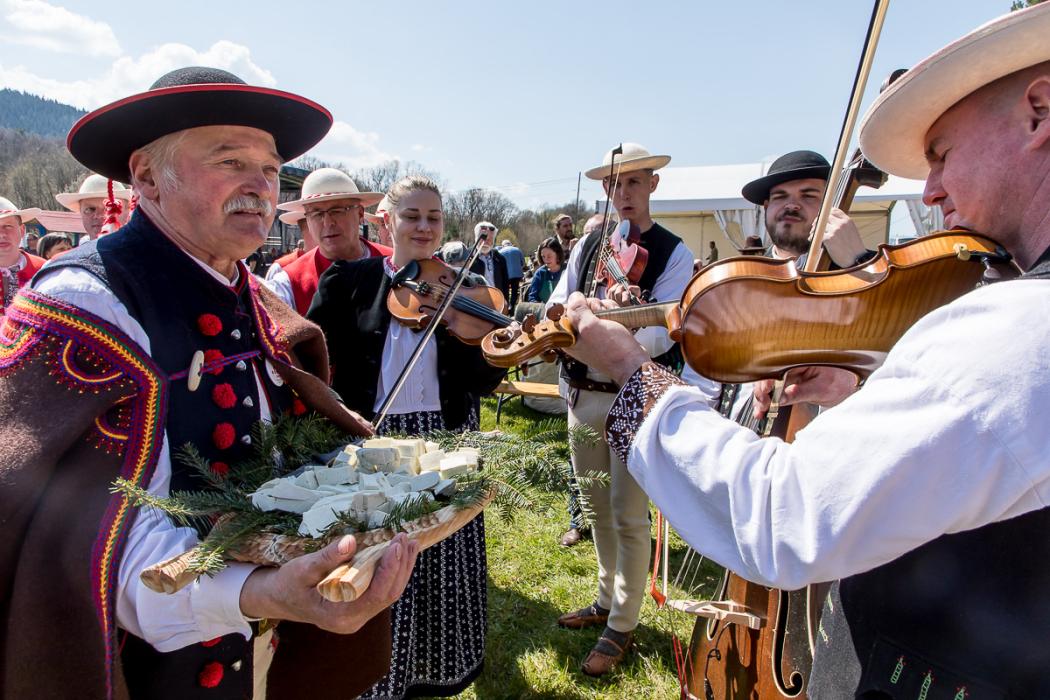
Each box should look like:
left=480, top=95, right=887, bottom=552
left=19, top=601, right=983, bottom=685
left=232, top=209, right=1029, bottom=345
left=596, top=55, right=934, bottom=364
left=0, top=67, right=418, bottom=699
left=741, top=149, right=873, bottom=267
left=562, top=4, right=1050, bottom=696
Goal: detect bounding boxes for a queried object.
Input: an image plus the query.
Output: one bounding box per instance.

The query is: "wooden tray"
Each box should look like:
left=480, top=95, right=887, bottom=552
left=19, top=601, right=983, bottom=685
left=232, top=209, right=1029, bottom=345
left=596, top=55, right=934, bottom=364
left=141, top=491, right=493, bottom=603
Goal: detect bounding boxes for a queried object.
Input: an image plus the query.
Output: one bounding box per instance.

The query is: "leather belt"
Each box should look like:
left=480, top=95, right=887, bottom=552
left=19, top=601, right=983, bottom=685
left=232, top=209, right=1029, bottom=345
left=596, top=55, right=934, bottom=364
left=565, top=377, right=619, bottom=394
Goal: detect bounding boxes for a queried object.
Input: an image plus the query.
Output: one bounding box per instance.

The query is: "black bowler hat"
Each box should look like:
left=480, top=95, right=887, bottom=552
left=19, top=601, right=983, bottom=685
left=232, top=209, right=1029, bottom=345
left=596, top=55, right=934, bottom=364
left=741, top=150, right=831, bottom=205
left=67, top=67, right=333, bottom=182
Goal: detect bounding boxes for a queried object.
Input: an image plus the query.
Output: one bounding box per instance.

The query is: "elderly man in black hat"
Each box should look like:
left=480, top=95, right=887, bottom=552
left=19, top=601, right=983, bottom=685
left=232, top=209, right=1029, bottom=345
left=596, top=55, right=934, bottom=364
left=743, top=149, right=873, bottom=267
left=561, top=3, right=1050, bottom=696
left=0, top=67, right=418, bottom=699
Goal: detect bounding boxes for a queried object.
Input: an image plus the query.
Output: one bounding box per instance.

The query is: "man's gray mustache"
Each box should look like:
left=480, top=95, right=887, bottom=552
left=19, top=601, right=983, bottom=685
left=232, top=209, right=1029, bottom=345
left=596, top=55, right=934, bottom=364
left=224, top=196, right=273, bottom=216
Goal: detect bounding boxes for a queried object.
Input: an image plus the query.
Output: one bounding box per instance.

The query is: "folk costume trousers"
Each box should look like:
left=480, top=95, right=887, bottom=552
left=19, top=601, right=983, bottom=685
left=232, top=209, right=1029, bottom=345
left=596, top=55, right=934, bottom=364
left=568, top=387, right=651, bottom=633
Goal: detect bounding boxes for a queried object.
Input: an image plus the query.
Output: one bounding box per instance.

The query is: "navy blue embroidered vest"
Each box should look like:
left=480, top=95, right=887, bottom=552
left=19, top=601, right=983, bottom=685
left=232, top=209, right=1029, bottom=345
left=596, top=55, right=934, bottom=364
left=809, top=253, right=1050, bottom=699
left=41, top=210, right=296, bottom=698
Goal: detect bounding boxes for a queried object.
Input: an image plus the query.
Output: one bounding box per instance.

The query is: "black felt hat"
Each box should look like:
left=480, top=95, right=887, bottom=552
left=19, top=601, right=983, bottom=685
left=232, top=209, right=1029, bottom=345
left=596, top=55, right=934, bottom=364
left=741, top=150, right=831, bottom=205
left=67, top=67, right=333, bottom=182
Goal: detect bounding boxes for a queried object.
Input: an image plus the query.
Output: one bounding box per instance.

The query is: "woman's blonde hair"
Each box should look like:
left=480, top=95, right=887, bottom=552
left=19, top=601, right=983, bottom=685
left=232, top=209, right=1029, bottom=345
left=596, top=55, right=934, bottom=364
left=386, top=175, right=442, bottom=208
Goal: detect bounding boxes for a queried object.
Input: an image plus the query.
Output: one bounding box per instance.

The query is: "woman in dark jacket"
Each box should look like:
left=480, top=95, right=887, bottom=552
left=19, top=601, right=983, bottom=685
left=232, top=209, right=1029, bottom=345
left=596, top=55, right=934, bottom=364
left=308, top=176, right=505, bottom=699
left=525, top=236, right=565, bottom=303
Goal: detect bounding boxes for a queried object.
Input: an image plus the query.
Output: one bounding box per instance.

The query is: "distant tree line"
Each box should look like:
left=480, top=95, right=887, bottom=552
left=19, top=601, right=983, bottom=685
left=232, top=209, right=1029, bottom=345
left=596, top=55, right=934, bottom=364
left=0, top=89, right=588, bottom=260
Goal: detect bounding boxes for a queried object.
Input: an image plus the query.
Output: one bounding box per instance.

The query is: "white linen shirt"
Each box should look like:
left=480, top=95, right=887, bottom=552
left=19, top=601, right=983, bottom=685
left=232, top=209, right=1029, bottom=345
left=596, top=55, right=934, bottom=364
left=624, top=278, right=1050, bottom=590
left=32, top=255, right=270, bottom=652
left=373, top=262, right=441, bottom=415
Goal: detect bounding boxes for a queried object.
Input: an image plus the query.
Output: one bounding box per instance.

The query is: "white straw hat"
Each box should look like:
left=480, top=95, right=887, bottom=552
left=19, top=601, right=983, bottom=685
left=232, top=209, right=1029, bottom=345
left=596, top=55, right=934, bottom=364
left=277, top=167, right=384, bottom=212
left=860, top=2, right=1050, bottom=180
left=55, top=173, right=132, bottom=212
left=364, top=194, right=391, bottom=224
left=584, top=142, right=671, bottom=180
left=278, top=211, right=304, bottom=226
left=0, top=196, right=42, bottom=224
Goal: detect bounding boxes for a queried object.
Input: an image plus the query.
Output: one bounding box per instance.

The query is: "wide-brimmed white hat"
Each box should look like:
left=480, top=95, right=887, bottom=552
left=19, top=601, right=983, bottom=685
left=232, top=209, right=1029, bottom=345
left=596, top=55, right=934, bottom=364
left=277, top=167, right=384, bottom=213
left=860, top=3, right=1050, bottom=180
left=56, top=173, right=132, bottom=212
left=584, top=142, right=671, bottom=180
left=0, top=196, right=41, bottom=224
left=364, top=194, right=392, bottom=224
left=278, top=210, right=304, bottom=226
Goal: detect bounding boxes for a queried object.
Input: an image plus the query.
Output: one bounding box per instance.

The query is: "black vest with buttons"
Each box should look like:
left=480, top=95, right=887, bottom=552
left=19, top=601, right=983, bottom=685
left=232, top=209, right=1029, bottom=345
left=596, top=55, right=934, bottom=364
left=563, top=222, right=685, bottom=384
left=808, top=250, right=1050, bottom=700
left=42, top=210, right=296, bottom=699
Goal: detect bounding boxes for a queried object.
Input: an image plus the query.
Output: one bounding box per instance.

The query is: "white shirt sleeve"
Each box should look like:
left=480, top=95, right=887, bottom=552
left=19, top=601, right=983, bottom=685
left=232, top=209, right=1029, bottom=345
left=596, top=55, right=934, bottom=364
left=263, top=266, right=295, bottom=309
left=263, top=261, right=283, bottom=281
left=625, top=280, right=1050, bottom=590
left=32, top=267, right=260, bottom=651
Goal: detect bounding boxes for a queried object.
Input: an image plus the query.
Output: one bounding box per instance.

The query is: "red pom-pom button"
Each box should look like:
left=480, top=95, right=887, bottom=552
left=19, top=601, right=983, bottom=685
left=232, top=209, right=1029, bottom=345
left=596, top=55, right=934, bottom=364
left=213, top=423, right=235, bottom=450
left=212, top=383, right=237, bottom=409
left=210, top=462, right=229, bottom=477
left=198, top=661, right=224, bottom=688
left=197, top=314, right=223, bottom=337
left=291, top=398, right=307, bottom=416
left=203, top=349, right=225, bottom=376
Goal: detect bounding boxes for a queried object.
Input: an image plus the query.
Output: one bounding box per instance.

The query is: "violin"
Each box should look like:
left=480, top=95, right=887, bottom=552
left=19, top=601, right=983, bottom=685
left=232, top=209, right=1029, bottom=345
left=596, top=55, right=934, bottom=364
left=596, top=220, right=649, bottom=292
left=387, top=257, right=512, bottom=345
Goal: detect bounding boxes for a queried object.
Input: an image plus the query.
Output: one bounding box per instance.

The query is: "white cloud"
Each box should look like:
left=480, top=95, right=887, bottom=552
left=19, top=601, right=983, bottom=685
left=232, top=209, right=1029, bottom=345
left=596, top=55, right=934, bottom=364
left=312, top=120, right=396, bottom=170
left=410, top=143, right=427, bottom=152
left=3, top=0, right=121, bottom=57
left=0, top=40, right=275, bottom=110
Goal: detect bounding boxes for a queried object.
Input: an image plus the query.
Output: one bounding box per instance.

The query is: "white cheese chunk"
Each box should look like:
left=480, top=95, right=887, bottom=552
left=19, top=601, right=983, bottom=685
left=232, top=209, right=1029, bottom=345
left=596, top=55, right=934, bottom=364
left=434, top=478, right=457, bottom=498
left=418, top=450, right=445, bottom=472
left=409, top=471, right=440, bottom=492
left=424, top=440, right=441, bottom=453
left=357, top=447, right=399, bottom=472
left=251, top=492, right=277, bottom=511
left=270, top=481, right=323, bottom=502
left=294, top=471, right=319, bottom=489
left=314, top=466, right=358, bottom=486
left=362, top=437, right=395, bottom=449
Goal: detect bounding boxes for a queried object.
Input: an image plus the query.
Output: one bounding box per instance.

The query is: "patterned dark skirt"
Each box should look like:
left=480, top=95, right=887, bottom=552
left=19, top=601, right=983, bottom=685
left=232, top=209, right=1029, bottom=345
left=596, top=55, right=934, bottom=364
left=360, top=407, right=486, bottom=700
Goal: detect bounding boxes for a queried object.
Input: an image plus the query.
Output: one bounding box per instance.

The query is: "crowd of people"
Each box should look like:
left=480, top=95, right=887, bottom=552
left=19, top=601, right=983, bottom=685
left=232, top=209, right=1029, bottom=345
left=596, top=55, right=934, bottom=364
left=1, top=4, right=1049, bottom=698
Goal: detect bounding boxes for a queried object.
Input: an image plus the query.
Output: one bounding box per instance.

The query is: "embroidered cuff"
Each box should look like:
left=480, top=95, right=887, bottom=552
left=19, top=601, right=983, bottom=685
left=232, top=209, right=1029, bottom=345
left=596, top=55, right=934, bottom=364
left=606, top=361, right=685, bottom=464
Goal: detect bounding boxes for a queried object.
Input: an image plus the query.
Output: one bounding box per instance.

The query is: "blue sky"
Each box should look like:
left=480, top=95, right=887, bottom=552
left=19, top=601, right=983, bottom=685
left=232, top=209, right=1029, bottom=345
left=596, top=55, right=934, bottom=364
left=0, top=0, right=1007, bottom=209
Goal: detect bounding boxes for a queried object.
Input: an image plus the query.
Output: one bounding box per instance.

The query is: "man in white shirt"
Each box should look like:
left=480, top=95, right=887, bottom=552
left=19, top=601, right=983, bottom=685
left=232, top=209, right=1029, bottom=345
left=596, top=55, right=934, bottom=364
left=548, top=142, right=696, bottom=676
left=561, top=6, right=1050, bottom=697
left=56, top=173, right=132, bottom=242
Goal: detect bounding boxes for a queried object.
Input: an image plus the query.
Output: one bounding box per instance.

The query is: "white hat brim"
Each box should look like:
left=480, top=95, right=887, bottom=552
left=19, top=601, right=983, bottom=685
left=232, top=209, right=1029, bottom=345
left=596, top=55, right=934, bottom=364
left=0, top=207, right=42, bottom=224
left=278, top=211, right=304, bottom=226
left=860, top=3, right=1050, bottom=180
left=364, top=211, right=387, bottom=223
left=278, top=190, right=385, bottom=212
left=584, top=154, right=671, bottom=181
left=56, top=190, right=132, bottom=212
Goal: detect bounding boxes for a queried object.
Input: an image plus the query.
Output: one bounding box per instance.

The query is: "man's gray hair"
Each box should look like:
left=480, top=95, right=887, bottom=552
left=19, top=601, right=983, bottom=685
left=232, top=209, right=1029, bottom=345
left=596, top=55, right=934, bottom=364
left=133, top=130, right=188, bottom=191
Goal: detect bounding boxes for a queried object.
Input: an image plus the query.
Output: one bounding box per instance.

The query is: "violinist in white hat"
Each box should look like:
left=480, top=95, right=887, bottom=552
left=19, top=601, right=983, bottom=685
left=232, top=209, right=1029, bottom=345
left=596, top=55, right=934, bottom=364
left=547, top=142, right=699, bottom=676
left=56, top=172, right=132, bottom=241
left=266, top=167, right=390, bottom=313
left=560, top=5, right=1050, bottom=696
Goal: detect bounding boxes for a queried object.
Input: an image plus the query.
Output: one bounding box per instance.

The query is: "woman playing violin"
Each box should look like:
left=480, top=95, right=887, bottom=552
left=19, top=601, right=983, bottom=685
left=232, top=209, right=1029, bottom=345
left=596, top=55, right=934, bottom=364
left=307, top=175, right=506, bottom=700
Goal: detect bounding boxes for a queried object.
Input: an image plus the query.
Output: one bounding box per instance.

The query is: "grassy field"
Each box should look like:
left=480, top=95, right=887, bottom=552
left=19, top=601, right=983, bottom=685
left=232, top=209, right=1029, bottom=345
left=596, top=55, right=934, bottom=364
left=425, top=397, right=724, bottom=700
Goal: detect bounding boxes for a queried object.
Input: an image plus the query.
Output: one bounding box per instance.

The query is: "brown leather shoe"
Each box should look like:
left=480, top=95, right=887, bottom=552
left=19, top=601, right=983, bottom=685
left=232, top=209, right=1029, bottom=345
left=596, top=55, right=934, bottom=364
left=560, top=527, right=585, bottom=547
left=557, top=602, right=609, bottom=630
left=581, top=627, right=633, bottom=677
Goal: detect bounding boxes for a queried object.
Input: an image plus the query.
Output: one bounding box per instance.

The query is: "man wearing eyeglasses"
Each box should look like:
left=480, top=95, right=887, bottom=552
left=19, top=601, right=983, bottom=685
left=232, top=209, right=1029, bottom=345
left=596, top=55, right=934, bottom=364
left=468, top=221, right=511, bottom=304
left=268, top=168, right=391, bottom=314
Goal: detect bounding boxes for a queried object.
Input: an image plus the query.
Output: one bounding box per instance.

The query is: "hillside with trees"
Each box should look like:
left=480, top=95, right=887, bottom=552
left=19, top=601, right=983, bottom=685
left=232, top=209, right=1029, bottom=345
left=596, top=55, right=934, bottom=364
left=0, top=89, right=85, bottom=139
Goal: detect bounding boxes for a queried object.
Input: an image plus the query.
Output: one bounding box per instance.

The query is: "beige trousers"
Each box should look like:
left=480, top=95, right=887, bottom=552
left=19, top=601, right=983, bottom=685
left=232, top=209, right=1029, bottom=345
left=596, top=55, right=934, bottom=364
left=568, top=388, right=651, bottom=633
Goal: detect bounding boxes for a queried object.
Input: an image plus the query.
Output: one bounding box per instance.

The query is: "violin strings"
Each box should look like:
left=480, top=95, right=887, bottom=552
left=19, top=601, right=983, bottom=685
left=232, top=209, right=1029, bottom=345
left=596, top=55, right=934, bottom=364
left=423, top=282, right=513, bottom=327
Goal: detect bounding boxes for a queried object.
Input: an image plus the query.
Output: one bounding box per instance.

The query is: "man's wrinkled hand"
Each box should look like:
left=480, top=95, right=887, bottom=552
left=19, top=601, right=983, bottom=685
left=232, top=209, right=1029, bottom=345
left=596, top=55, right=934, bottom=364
left=607, top=282, right=643, bottom=307
left=240, top=532, right=418, bottom=635
left=563, top=292, right=648, bottom=386
left=752, top=366, right=860, bottom=421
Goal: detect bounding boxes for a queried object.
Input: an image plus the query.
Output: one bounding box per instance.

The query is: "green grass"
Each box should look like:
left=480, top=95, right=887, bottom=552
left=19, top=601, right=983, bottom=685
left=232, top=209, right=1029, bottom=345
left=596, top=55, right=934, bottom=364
left=422, top=397, right=724, bottom=699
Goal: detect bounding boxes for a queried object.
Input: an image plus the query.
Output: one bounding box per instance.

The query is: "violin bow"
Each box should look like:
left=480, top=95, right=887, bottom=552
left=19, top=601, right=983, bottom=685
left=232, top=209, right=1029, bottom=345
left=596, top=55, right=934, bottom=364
left=804, top=0, right=891, bottom=273
left=372, top=232, right=491, bottom=432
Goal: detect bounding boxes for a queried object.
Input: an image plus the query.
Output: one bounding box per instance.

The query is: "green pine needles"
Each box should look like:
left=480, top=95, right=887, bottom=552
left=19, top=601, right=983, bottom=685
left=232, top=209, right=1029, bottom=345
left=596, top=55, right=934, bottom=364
left=112, top=414, right=603, bottom=578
